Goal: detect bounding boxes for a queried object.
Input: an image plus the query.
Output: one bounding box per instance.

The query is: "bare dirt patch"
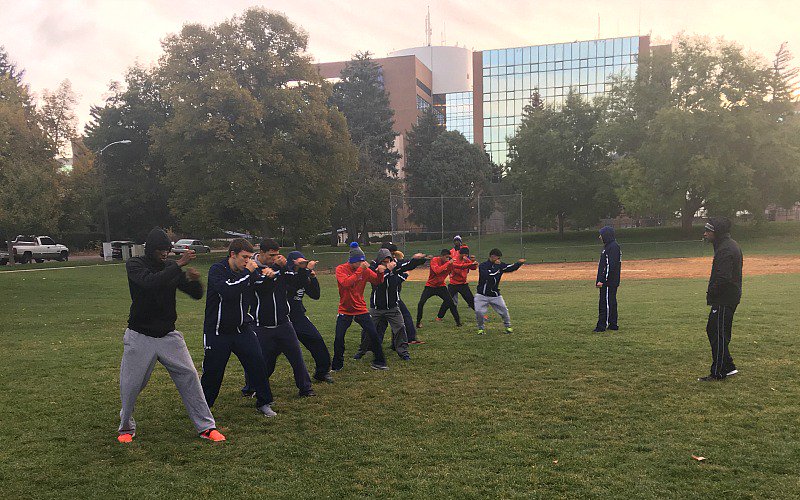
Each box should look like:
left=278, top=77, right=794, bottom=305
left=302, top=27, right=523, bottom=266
left=405, top=255, right=800, bottom=282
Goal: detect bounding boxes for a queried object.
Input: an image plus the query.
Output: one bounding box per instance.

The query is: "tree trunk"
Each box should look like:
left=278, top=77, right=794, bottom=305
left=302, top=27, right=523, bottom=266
left=681, top=200, right=702, bottom=235
left=6, top=236, right=14, bottom=266
left=680, top=212, right=694, bottom=234
left=329, top=222, right=338, bottom=247
left=361, top=218, right=369, bottom=246
left=557, top=213, right=565, bottom=239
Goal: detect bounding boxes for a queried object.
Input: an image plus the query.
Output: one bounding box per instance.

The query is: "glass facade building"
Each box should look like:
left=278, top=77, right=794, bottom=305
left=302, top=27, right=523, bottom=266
left=478, top=36, right=643, bottom=165
left=439, top=91, right=474, bottom=142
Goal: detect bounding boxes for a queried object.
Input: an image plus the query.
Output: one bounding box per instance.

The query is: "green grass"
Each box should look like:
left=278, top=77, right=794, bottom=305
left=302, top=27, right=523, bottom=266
left=1, top=257, right=799, bottom=498
left=296, top=221, right=800, bottom=269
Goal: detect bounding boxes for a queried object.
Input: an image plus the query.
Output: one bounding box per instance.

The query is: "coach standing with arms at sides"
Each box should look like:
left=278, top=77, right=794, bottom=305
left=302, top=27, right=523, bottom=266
left=594, top=226, right=621, bottom=333
left=698, top=217, right=742, bottom=382
left=118, top=227, right=225, bottom=443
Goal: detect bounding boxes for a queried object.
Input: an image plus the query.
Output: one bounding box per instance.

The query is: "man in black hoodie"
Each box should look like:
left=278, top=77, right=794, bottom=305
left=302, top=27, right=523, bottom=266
left=594, top=226, right=622, bottom=333
left=698, top=217, right=743, bottom=381
left=118, top=228, right=225, bottom=443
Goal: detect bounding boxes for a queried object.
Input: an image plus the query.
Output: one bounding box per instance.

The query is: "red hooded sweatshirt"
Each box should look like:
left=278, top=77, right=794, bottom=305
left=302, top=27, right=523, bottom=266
left=336, top=263, right=384, bottom=315
left=425, top=256, right=453, bottom=287
left=449, top=255, right=478, bottom=285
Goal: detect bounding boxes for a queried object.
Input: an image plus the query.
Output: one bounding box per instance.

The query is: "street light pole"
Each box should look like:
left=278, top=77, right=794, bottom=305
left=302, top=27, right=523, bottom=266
left=97, top=140, right=131, bottom=245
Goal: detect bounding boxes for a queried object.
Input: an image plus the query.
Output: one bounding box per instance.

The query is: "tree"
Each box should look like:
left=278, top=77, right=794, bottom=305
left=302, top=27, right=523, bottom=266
left=404, top=130, right=494, bottom=234
left=83, top=66, right=174, bottom=241
left=508, top=91, right=617, bottom=236
left=151, top=8, right=355, bottom=242
left=329, top=52, right=400, bottom=244
left=0, top=51, right=62, bottom=262
left=39, top=79, right=78, bottom=159
left=767, top=42, right=800, bottom=118
left=0, top=46, right=24, bottom=84
left=605, top=35, right=800, bottom=231
left=403, top=108, right=444, bottom=229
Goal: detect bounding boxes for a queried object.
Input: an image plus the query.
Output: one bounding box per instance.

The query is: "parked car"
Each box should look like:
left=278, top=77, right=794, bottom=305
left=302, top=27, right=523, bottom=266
left=99, top=240, right=135, bottom=260
left=0, top=249, right=8, bottom=266
left=10, top=236, right=70, bottom=263
left=172, top=239, right=211, bottom=254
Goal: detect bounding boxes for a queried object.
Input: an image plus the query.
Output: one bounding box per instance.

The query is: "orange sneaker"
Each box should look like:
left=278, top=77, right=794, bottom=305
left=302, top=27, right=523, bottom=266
left=199, top=428, right=226, bottom=442
left=117, top=433, right=135, bottom=443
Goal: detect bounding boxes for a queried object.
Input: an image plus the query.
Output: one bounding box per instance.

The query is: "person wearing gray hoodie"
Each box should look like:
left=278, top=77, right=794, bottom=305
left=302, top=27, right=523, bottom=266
left=118, top=227, right=225, bottom=443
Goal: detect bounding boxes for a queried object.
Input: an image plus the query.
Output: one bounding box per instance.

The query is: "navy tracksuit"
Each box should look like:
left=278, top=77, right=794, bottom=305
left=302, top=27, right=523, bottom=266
left=201, top=259, right=273, bottom=408
left=595, top=226, right=621, bottom=331
left=286, top=267, right=332, bottom=380
left=244, top=259, right=313, bottom=396
left=360, top=257, right=425, bottom=354
left=704, top=218, right=743, bottom=379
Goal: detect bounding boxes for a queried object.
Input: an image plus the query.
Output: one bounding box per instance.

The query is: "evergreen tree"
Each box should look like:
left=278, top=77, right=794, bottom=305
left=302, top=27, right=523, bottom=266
left=403, top=108, right=444, bottom=230
left=329, top=52, right=399, bottom=244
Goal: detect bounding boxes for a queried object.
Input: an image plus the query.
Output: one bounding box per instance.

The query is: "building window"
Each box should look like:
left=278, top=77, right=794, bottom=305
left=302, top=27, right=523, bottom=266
left=480, top=36, right=644, bottom=165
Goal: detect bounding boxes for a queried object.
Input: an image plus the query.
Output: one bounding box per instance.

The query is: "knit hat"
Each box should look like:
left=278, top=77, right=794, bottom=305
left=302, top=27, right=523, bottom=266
left=286, top=250, right=305, bottom=270
left=348, top=242, right=366, bottom=263
left=459, top=246, right=470, bottom=255
left=453, top=235, right=462, bottom=243
left=376, top=248, right=392, bottom=262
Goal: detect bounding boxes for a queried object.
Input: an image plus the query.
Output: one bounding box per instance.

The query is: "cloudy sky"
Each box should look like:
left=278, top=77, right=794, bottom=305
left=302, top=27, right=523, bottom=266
left=1, top=0, right=796, bottom=129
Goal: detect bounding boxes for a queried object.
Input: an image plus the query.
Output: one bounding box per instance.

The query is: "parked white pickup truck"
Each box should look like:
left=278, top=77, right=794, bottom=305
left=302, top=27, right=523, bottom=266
left=8, top=236, right=70, bottom=264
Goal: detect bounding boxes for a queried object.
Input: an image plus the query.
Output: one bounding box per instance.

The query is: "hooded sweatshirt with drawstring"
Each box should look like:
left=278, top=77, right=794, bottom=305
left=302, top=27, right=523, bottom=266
left=706, top=217, right=743, bottom=306
left=596, top=226, right=621, bottom=287
left=126, top=228, right=203, bottom=337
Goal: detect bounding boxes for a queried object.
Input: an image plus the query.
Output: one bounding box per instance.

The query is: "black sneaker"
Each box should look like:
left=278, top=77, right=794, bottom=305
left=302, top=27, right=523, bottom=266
left=353, top=350, right=366, bottom=360
left=314, top=372, right=334, bottom=383
left=242, top=390, right=256, bottom=398
left=370, top=362, right=389, bottom=371
left=592, top=328, right=605, bottom=333
left=697, top=375, right=723, bottom=382
left=400, top=354, right=411, bottom=361
left=608, top=325, right=619, bottom=331
left=726, top=369, right=738, bottom=377
left=299, top=390, right=317, bottom=397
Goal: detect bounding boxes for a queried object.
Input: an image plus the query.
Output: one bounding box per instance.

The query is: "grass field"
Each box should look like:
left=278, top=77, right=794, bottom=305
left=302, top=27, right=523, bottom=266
left=296, top=221, right=800, bottom=270
left=1, top=230, right=799, bottom=498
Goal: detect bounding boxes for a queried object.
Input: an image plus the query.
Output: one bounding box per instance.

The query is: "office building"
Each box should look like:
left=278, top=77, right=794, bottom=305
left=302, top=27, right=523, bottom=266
left=318, top=35, right=666, bottom=169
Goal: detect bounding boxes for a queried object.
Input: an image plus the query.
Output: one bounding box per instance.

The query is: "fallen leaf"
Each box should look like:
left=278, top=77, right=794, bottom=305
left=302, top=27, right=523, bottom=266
left=692, top=455, right=706, bottom=462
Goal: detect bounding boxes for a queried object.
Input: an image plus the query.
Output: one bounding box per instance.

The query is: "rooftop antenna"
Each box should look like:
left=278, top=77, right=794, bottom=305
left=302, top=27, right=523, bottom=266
left=425, top=7, right=432, bottom=46
left=638, top=1, right=642, bottom=35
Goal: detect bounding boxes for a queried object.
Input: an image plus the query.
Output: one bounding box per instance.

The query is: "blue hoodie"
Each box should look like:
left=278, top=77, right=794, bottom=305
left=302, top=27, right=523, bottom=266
left=596, top=226, right=621, bottom=287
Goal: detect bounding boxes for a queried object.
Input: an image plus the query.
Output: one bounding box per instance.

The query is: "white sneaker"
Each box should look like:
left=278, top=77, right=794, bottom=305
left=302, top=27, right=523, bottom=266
left=726, top=369, right=738, bottom=377
left=257, top=404, right=277, bottom=417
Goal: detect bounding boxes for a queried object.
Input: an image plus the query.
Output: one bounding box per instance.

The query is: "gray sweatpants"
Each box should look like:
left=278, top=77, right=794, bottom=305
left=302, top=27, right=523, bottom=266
left=360, top=307, right=409, bottom=357
left=475, top=294, right=511, bottom=329
left=118, top=328, right=216, bottom=435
